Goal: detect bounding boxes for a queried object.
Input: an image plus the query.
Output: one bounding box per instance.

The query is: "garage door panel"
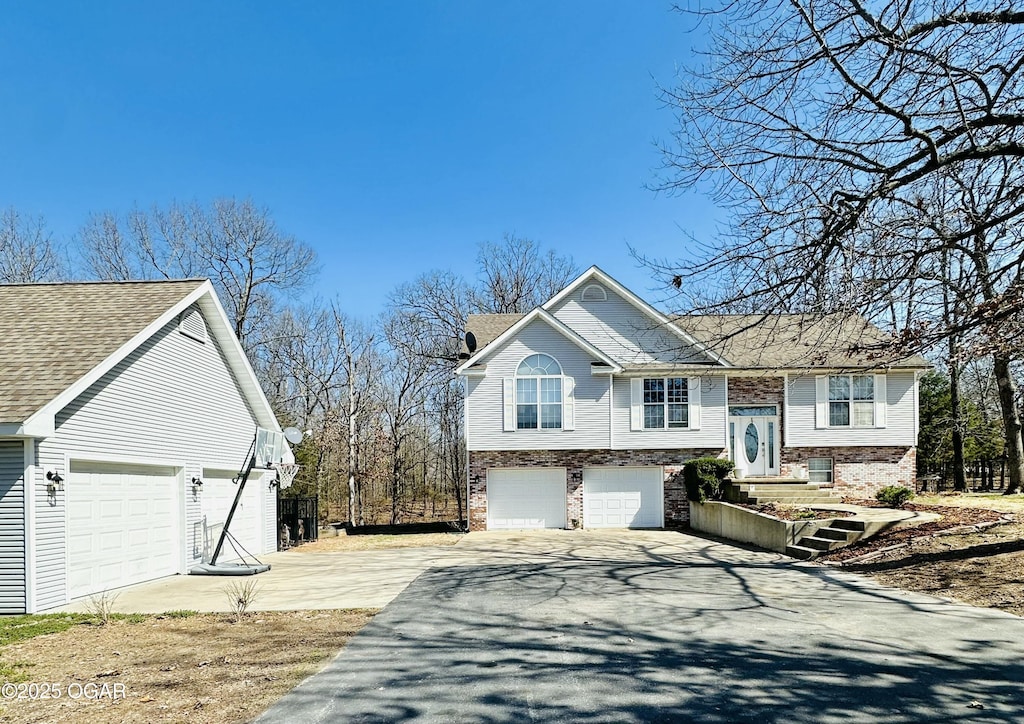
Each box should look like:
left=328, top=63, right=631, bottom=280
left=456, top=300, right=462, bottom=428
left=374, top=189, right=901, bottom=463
left=487, top=468, right=566, bottom=530
left=68, top=462, right=180, bottom=600
left=583, top=467, right=662, bottom=529
left=201, top=469, right=263, bottom=562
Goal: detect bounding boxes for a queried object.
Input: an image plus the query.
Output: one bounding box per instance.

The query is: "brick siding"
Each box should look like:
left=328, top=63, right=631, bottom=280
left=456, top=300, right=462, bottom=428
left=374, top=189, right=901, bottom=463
left=468, top=448, right=724, bottom=531
left=781, top=446, right=916, bottom=498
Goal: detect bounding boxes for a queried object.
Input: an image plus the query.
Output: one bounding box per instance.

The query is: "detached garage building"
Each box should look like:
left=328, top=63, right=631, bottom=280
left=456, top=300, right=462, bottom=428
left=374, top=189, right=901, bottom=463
left=0, top=280, right=284, bottom=613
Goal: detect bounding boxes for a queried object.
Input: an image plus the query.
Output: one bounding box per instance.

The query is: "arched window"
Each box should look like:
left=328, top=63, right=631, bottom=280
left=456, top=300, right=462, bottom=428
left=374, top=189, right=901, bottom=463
left=515, top=354, right=562, bottom=429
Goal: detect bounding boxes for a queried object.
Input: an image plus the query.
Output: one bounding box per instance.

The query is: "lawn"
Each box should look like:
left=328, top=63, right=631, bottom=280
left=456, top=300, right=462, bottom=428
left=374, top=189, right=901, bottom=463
left=0, top=609, right=375, bottom=723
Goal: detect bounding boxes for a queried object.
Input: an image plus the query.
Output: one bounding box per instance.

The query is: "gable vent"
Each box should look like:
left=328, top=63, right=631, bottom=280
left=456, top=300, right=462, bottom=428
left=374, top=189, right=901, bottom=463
left=178, top=306, right=207, bottom=343
left=581, top=284, right=607, bottom=302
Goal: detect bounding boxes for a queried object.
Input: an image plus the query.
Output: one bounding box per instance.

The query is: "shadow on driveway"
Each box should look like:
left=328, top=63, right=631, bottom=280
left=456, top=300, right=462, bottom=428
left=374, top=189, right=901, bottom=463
left=258, top=532, right=1024, bottom=723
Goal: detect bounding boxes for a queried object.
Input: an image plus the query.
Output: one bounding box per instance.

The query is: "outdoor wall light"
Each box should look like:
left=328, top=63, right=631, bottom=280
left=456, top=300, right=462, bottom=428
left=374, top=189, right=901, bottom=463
left=191, top=477, right=203, bottom=493
left=45, top=470, right=64, bottom=492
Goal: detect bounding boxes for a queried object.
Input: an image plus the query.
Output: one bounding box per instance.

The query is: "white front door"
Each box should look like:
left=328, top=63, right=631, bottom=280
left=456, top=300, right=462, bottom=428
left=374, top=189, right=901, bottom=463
left=729, top=410, right=780, bottom=477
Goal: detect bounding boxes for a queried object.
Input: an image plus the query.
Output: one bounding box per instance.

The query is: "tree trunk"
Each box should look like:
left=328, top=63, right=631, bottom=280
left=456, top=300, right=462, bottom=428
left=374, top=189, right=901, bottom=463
left=348, top=381, right=358, bottom=526
left=994, top=355, right=1024, bottom=494
left=949, top=348, right=967, bottom=492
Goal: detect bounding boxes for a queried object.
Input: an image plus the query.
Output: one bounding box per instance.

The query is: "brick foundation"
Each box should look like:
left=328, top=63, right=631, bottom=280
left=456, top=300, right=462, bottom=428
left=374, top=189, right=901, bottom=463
left=468, top=448, right=725, bottom=531
left=782, top=446, right=916, bottom=499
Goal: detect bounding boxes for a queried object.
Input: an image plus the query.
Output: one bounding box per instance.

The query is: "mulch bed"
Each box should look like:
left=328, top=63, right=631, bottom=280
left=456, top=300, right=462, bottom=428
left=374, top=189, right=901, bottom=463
left=736, top=502, right=854, bottom=521
left=820, top=503, right=1009, bottom=562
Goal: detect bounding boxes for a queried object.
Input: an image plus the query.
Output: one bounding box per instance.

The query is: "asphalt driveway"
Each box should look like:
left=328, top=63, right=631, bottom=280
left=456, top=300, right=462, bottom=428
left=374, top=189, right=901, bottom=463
left=258, top=530, right=1024, bottom=723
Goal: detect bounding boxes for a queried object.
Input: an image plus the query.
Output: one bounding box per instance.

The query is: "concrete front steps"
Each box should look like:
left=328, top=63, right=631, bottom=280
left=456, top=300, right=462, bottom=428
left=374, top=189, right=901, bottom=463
left=786, top=518, right=866, bottom=560
left=724, top=478, right=837, bottom=506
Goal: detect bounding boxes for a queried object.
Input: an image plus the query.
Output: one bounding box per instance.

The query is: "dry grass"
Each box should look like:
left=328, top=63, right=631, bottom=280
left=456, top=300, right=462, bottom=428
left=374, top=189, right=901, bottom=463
left=914, top=492, right=1024, bottom=514
left=296, top=531, right=464, bottom=553
left=0, top=609, right=375, bottom=723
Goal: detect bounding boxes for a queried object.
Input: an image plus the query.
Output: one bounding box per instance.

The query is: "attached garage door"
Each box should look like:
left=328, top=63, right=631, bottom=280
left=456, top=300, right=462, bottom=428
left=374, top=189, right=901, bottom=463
left=67, top=461, right=180, bottom=599
left=487, top=468, right=566, bottom=530
left=200, top=469, right=264, bottom=562
left=583, top=467, right=663, bottom=529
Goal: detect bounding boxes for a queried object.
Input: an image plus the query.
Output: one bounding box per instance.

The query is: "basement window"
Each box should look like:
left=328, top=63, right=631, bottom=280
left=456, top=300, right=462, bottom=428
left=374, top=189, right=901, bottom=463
left=178, top=306, right=207, bottom=343
left=808, top=458, right=833, bottom=485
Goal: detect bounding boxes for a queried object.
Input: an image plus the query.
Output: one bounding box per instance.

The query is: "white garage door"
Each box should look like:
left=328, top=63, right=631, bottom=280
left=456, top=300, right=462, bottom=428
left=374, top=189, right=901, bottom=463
left=583, top=467, right=663, bottom=529
left=200, top=469, right=264, bottom=562
left=67, top=461, right=180, bottom=599
left=487, top=468, right=566, bottom=530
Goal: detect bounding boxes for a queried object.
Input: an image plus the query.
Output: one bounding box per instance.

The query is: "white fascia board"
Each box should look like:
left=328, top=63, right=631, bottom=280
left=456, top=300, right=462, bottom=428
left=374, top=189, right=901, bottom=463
left=0, top=420, right=52, bottom=437
left=23, top=281, right=281, bottom=436
left=455, top=307, right=622, bottom=375
left=541, top=265, right=731, bottom=367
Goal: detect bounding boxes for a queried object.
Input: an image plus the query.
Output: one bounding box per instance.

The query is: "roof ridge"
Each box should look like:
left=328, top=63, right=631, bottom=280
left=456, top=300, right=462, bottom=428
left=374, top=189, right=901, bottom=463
left=0, top=278, right=207, bottom=288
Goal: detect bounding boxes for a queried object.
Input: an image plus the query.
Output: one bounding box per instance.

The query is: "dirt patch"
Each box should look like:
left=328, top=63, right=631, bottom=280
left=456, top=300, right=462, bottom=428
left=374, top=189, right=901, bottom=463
left=821, top=494, right=1024, bottom=617
left=0, top=609, right=375, bottom=723
left=294, top=532, right=464, bottom=553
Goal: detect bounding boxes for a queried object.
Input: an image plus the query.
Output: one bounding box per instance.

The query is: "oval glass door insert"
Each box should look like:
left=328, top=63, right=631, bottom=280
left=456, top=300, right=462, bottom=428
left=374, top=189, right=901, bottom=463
left=744, top=423, right=759, bottom=463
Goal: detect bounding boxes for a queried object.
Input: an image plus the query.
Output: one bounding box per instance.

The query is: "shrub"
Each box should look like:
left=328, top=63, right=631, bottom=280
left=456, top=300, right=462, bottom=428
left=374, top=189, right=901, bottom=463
left=876, top=485, right=914, bottom=508
left=683, top=457, right=735, bottom=503
left=224, top=579, right=261, bottom=622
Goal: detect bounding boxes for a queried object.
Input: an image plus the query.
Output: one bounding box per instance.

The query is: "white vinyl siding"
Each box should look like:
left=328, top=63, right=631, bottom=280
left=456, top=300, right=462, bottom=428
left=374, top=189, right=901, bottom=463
left=465, top=320, right=608, bottom=451
left=615, top=376, right=724, bottom=449
left=787, top=372, right=917, bottom=447
left=32, top=312, right=275, bottom=612
left=0, top=440, right=26, bottom=614
left=547, top=286, right=717, bottom=365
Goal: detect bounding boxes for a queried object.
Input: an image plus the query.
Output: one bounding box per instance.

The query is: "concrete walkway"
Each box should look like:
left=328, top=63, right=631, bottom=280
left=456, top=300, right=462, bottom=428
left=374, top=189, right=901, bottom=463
left=258, top=531, right=1024, bottom=723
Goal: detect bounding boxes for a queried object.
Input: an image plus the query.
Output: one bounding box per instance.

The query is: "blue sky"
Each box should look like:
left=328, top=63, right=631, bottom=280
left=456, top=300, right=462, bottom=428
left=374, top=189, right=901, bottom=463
left=0, top=1, right=720, bottom=318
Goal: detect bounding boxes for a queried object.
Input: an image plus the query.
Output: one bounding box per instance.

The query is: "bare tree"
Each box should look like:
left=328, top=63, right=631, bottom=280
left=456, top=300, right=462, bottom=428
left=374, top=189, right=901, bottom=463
left=652, top=1, right=1024, bottom=491
left=80, top=198, right=319, bottom=350
left=473, top=234, right=579, bottom=313
left=0, top=208, right=64, bottom=282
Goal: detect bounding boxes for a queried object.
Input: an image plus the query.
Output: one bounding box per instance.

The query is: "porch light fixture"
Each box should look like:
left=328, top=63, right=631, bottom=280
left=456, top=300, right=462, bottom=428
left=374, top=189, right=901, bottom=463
left=191, top=476, right=203, bottom=493
left=45, top=470, right=64, bottom=492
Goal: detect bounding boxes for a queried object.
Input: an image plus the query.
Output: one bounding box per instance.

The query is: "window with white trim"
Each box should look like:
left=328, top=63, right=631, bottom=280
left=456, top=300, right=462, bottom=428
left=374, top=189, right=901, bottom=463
left=643, top=377, right=689, bottom=429
left=516, top=354, right=562, bottom=429
left=828, top=374, right=874, bottom=427
left=808, top=457, right=833, bottom=484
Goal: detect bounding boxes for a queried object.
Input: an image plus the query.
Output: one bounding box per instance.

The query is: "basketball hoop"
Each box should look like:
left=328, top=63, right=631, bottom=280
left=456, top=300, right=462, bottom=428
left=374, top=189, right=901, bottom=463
left=271, top=462, right=300, bottom=490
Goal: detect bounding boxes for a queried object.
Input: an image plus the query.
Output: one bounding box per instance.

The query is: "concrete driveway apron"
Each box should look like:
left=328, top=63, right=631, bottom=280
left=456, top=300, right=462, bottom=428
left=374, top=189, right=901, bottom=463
left=257, top=530, right=1024, bottom=723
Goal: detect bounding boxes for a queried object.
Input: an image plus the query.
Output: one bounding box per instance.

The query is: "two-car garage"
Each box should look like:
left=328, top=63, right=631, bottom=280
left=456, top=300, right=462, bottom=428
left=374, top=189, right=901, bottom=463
left=485, top=466, right=664, bottom=530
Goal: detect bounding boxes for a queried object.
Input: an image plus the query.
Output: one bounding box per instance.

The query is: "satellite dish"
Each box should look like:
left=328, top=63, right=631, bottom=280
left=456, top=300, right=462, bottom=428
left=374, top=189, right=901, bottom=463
left=465, top=331, right=477, bottom=354
left=283, top=427, right=304, bottom=445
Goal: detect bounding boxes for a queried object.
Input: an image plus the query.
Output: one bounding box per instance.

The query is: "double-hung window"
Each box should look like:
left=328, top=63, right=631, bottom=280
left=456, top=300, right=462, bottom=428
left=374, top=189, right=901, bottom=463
left=828, top=374, right=874, bottom=427
left=643, top=377, right=689, bottom=429
left=516, top=354, right=562, bottom=430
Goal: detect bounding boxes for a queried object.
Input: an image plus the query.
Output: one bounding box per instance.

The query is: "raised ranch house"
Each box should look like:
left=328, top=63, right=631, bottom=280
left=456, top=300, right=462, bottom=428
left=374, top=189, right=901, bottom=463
left=0, top=280, right=285, bottom=614
left=458, top=267, right=928, bottom=532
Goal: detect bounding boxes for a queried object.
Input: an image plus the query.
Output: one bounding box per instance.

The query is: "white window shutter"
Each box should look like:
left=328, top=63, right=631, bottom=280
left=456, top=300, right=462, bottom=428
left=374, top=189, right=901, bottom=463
left=630, top=378, right=643, bottom=431
left=688, top=376, right=701, bottom=429
left=503, top=377, right=515, bottom=431
left=874, top=373, right=887, bottom=428
left=815, top=376, right=828, bottom=429
left=562, top=376, right=575, bottom=430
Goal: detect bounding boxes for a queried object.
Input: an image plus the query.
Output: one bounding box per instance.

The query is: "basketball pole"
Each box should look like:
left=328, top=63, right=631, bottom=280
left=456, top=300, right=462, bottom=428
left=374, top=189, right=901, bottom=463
left=209, top=433, right=258, bottom=566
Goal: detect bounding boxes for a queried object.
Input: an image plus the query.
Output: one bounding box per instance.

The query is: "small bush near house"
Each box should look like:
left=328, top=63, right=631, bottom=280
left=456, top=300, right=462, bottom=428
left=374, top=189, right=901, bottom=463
left=684, top=457, right=735, bottom=503
left=876, top=485, right=914, bottom=508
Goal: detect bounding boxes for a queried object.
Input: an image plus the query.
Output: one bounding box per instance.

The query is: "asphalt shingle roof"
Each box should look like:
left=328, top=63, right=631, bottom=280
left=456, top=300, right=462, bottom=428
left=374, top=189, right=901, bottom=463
left=0, top=279, right=205, bottom=424
left=464, top=312, right=930, bottom=370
